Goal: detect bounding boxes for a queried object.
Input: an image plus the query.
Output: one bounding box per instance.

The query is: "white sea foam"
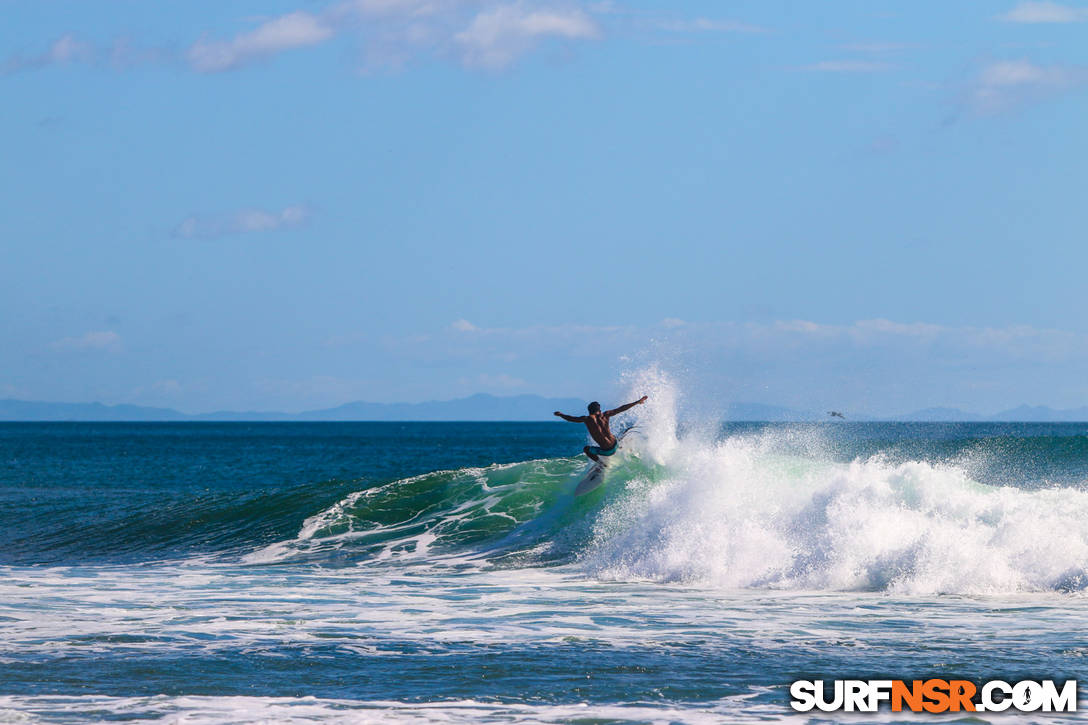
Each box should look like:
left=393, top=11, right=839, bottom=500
left=13, top=558, right=1071, bottom=666
left=0, top=694, right=802, bottom=724
left=6, top=688, right=1086, bottom=723
left=582, top=374, right=1088, bottom=595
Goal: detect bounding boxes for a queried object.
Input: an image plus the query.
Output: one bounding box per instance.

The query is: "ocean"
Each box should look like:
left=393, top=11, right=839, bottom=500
left=4, top=399, right=1088, bottom=722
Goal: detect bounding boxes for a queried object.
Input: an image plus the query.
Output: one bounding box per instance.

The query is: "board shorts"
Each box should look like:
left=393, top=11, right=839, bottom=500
left=587, top=443, right=618, bottom=457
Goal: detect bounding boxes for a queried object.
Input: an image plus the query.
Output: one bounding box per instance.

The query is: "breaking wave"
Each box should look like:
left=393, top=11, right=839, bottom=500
left=244, top=374, right=1088, bottom=595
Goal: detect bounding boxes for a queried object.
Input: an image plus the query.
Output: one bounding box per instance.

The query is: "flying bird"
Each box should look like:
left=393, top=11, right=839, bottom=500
left=828, top=411, right=845, bottom=419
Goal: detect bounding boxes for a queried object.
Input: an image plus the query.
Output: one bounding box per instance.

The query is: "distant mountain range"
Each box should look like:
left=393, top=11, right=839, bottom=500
left=0, top=394, right=587, bottom=422
left=2, top=396, right=1087, bottom=422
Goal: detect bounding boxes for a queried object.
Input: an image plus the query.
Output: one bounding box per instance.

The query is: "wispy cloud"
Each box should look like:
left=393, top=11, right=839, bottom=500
left=193, top=2, right=602, bottom=72
left=2, top=34, right=94, bottom=75
left=2, top=34, right=167, bottom=75
left=188, top=11, right=335, bottom=72
left=658, top=18, right=765, bottom=34
left=454, top=4, right=599, bottom=69
left=797, top=60, right=893, bottom=73
left=7, top=2, right=605, bottom=76
left=998, top=1, right=1088, bottom=23
left=966, top=59, right=1088, bottom=114
left=445, top=318, right=631, bottom=338
left=50, top=331, right=122, bottom=352
left=347, top=0, right=440, bottom=17
left=173, top=205, right=312, bottom=239
left=379, top=317, right=1088, bottom=413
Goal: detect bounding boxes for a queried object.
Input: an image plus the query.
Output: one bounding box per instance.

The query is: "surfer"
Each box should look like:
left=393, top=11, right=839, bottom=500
left=554, top=396, right=648, bottom=463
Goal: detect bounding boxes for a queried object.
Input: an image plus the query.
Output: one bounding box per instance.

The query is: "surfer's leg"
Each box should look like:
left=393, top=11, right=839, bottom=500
left=584, top=445, right=601, bottom=463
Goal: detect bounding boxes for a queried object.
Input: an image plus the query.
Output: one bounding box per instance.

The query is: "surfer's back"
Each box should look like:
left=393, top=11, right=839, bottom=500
left=583, top=412, right=615, bottom=448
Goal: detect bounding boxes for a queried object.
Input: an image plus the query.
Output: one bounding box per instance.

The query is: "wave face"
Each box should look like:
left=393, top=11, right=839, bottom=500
left=241, top=457, right=593, bottom=567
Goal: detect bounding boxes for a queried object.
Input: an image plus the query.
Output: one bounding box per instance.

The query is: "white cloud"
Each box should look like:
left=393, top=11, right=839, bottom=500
left=324, top=0, right=605, bottom=71
left=439, top=320, right=629, bottom=339
left=174, top=204, right=312, bottom=239
left=455, top=4, right=599, bottom=69
left=999, top=1, right=1088, bottom=23
left=967, top=59, right=1088, bottom=114
left=347, top=0, right=440, bottom=17
left=50, top=331, right=122, bottom=352
left=187, top=11, right=335, bottom=72
left=9, top=2, right=608, bottom=76
left=187, top=2, right=604, bottom=73
left=981, top=59, right=1070, bottom=84
left=798, top=60, right=892, bottom=73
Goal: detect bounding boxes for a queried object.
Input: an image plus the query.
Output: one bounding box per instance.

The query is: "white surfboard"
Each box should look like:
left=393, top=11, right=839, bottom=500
left=574, top=426, right=636, bottom=496
left=575, top=463, right=606, bottom=495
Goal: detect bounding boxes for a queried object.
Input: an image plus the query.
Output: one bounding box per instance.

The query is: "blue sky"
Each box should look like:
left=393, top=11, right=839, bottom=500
left=3, top=0, right=1088, bottom=414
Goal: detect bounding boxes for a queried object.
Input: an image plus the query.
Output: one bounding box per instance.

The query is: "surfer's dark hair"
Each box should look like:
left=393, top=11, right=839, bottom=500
left=588, top=401, right=601, bottom=413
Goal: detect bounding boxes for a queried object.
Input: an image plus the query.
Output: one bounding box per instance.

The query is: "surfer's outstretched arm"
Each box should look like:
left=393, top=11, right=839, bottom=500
left=605, top=396, right=648, bottom=418
left=554, top=412, right=587, bottom=423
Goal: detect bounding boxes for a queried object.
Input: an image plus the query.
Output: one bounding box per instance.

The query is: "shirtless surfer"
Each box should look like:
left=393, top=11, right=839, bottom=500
left=554, top=396, right=648, bottom=464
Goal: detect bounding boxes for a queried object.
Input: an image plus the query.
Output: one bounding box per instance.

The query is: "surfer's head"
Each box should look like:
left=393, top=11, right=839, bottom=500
left=587, top=402, right=601, bottom=414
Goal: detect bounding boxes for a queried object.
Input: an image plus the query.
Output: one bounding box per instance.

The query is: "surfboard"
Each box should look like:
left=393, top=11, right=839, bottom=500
left=574, top=426, right=636, bottom=496
left=575, top=461, right=607, bottom=496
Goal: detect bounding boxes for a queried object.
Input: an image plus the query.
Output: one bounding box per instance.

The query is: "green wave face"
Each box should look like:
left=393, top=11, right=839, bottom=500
left=243, top=456, right=653, bottom=568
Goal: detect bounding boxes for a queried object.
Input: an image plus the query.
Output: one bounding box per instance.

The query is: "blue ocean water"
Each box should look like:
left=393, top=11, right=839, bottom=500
left=3, top=408, right=1088, bottom=722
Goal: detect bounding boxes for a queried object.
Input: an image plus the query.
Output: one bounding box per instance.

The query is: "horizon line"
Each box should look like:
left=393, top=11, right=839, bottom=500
left=3, top=394, right=1088, bottom=423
